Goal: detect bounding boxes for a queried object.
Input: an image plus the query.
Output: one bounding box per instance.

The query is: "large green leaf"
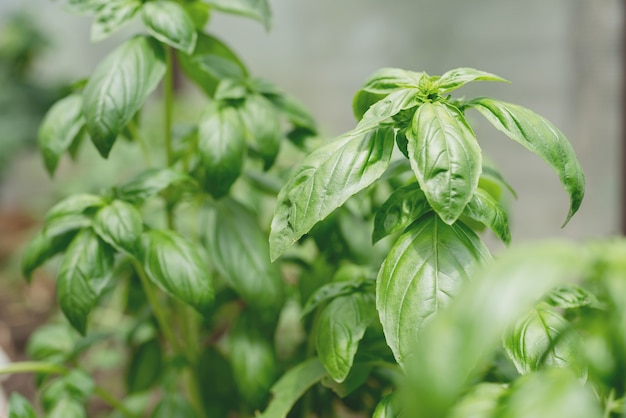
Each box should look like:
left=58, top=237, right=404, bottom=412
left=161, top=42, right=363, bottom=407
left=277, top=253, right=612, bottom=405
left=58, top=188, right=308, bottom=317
left=270, top=125, right=394, bottom=261
left=126, top=339, right=163, bottom=393
left=448, top=383, right=507, bottom=418
left=202, top=199, right=283, bottom=312
left=142, top=1, right=197, bottom=54
left=46, top=397, right=87, bottom=418
left=257, top=359, right=327, bottom=418
left=21, top=228, right=79, bottom=282
left=405, top=242, right=587, bottom=417
left=462, top=187, right=511, bottom=244
left=118, top=168, right=196, bottom=204
left=230, top=313, right=277, bottom=408
left=355, top=88, right=419, bottom=132
left=434, top=67, right=508, bottom=93
left=37, top=94, right=85, bottom=175
left=407, top=101, right=482, bottom=224
left=93, top=199, right=143, bottom=254
left=83, top=36, right=166, bottom=157
left=301, top=278, right=369, bottom=317
left=497, top=369, right=602, bottom=418
left=203, top=0, right=271, bottom=30
left=177, top=32, right=247, bottom=97
left=140, top=229, right=213, bottom=313
left=376, top=213, right=491, bottom=366
left=372, top=393, right=401, bottom=418
left=316, top=292, right=376, bottom=382
left=45, top=194, right=106, bottom=225
left=8, top=393, right=37, bottom=418
left=504, top=302, right=586, bottom=378
left=57, top=229, right=115, bottom=334
left=469, top=98, right=585, bottom=225
left=240, top=94, right=282, bottom=170
left=372, top=182, right=430, bottom=243
left=90, top=0, right=141, bottom=42
left=197, top=102, right=246, bottom=198
left=359, top=68, right=425, bottom=95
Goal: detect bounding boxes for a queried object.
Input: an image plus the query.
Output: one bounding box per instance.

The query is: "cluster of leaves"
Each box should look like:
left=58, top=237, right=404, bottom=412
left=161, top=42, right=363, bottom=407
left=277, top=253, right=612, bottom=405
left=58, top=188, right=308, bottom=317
left=6, top=0, right=608, bottom=418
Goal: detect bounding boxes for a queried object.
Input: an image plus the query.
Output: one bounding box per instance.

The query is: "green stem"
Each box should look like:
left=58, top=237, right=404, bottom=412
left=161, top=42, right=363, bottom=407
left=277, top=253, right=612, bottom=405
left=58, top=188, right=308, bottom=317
left=132, top=259, right=183, bottom=354
left=0, top=362, right=137, bottom=418
left=164, top=46, right=175, bottom=167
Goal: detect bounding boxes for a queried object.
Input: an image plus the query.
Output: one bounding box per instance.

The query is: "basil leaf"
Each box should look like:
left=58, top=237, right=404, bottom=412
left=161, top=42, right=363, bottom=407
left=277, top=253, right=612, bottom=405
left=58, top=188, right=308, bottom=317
left=64, top=0, right=105, bottom=14
left=203, top=0, right=271, bottom=30
left=498, top=369, right=602, bottom=418
left=376, top=213, right=491, bottom=366
left=26, top=323, right=79, bottom=362
left=197, top=102, right=246, bottom=198
left=448, top=383, right=507, bottom=418
left=118, top=168, right=196, bottom=204
left=91, top=0, right=142, bottom=42
left=545, top=284, right=602, bottom=310
left=202, top=199, right=283, bottom=312
left=126, top=339, right=163, bottom=393
left=84, top=36, right=166, bottom=158
left=469, top=98, right=585, bottom=225
left=177, top=32, right=247, bottom=97
left=257, top=359, right=327, bottom=418
left=21, top=228, right=79, bottom=283
left=142, top=1, right=197, bottom=54
left=230, top=313, right=277, bottom=408
left=355, top=88, right=418, bottom=132
left=152, top=394, right=196, bottom=418
left=214, top=79, right=247, bottom=100
left=434, top=67, right=508, bottom=93
left=93, top=199, right=143, bottom=254
left=240, top=94, right=282, bottom=170
left=301, top=280, right=366, bottom=318
left=140, top=229, right=214, bottom=313
left=360, top=68, right=425, bottom=95
left=46, top=397, right=87, bottom=418
left=372, top=182, right=430, bottom=243
left=504, top=303, right=586, bottom=378
left=194, top=54, right=245, bottom=80
left=406, top=242, right=587, bottom=417
left=462, top=187, right=511, bottom=245
left=37, top=94, right=85, bottom=175
left=373, top=393, right=401, bottom=418
left=45, top=194, right=106, bottom=225
left=8, top=393, right=37, bottom=418
left=270, top=125, right=394, bottom=261
left=57, top=229, right=115, bottom=334
left=407, top=102, right=482, bottom=224
left=316, top=292, right=376, bottom=382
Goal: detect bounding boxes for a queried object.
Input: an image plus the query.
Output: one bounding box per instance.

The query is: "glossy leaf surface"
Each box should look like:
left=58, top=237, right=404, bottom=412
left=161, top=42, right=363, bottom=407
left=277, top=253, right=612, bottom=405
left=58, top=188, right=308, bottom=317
left=448, top=383, right=507, bottom=418
left=240, top=94, right=282, bottom=170
left=376, top=213, right=491, bottom=365
left=202, top=199, right=283, bottom=311
left=270, top=125, right=394, bottom=260
left=257, top=359, right=327, bottom=418
left=316, top=292, right=376, bottom=382
left=498, top=369, right=601, bottom=418
left=93, top=199, right=143, bottom=254
left=470, top=98, right=585, bottom=224
left=197, top=102, right=246, bottom=198
left=504, top=303, right=586, bottom=378
left=434, top=67, right=508, bottom=93
left=407, top=101, right=482, bottom=224
left=462, top=187, right=511, bottom=244
left=83, top=36, right=165, bottom=157
left=203, top=0, right=271, bottom=30
left=118, top=168, right=195, bottom=204
left=406, top=242, right=587, bottom=417
left=177, top=33, right=247, bottom=97
left=91, top=0, right=141, bottom=42
left=359, top=68, right=424, bottom=95
left=140, top=229, right=213, bottom=312
left=142, top=1, right=197, bottom=54
left=230, top=313, right=277, bottom=408
left=37, top=94, right=84, bottom=175
left=57, top=229, right=115, bottom=334
left=372, top=182, right=429, bottom=243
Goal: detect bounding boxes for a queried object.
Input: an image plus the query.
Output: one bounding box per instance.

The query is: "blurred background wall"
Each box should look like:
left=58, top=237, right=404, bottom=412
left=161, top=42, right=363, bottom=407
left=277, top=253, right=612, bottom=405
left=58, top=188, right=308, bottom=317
left=0, top=0, right=622, bottom=242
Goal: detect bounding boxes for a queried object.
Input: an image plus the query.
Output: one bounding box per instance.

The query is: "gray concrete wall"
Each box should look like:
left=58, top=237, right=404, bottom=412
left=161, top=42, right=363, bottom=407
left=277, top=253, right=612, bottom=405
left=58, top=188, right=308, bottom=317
left=1, top=0, right=622, bottom=242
